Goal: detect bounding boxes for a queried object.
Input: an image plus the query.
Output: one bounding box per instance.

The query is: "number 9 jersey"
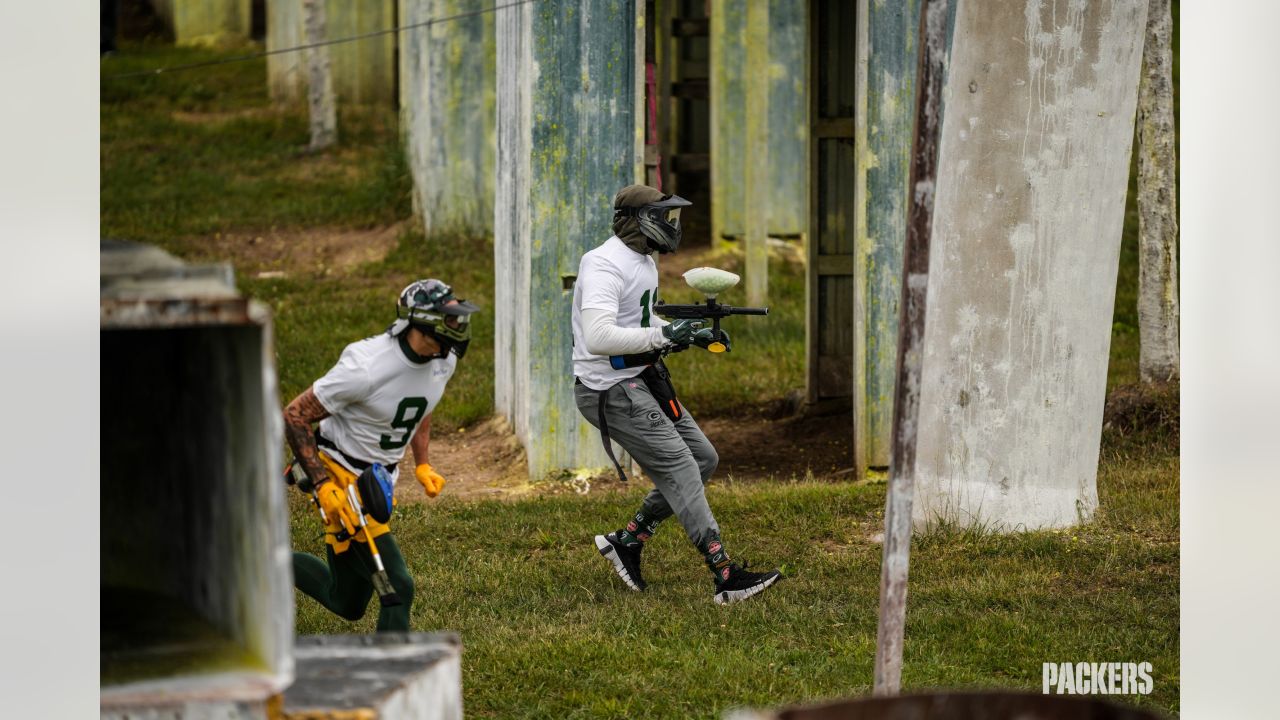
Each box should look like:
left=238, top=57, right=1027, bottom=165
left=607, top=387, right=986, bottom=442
left=312, top=333, right=457, bottom=477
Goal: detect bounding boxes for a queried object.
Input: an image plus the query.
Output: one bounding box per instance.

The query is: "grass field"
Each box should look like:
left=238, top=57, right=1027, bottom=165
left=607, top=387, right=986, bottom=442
left=102, top=40, right=1179, bottom=718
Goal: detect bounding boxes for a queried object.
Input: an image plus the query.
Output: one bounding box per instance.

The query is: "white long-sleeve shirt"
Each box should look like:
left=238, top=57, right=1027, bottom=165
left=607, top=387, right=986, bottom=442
left=571, top=236, right=669, bottom=390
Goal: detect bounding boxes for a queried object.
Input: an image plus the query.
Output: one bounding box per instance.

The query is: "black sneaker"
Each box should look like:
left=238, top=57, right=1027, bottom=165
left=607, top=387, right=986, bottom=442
left=713, top=562, right=781, bottom=605
left=594, top=532, right=647, bottom=591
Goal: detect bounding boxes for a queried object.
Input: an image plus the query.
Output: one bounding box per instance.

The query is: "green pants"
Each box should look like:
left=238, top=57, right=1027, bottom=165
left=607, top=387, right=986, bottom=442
left=292, top=533, right=415, bottom=632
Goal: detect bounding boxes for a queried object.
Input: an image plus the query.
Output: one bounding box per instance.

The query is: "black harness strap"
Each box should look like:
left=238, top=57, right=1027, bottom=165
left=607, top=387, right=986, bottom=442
left=578, top=377, right=628, bottom=483
left=597, top=390, right=629, bottom=483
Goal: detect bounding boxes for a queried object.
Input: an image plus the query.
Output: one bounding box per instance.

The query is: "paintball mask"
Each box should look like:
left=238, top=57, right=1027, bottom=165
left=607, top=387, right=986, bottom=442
left=613, top=189, right=692, bottom=254
left=388, top=278, right=481, bottom=358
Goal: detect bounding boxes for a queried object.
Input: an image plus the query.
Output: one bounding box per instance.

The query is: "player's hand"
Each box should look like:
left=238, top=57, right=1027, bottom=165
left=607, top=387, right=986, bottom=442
left=693, top=329, right=730, bottom=352
left=416, top=463, right=447, bottom=498
left=316, top=481, right=358, bottom=535
left=661, top=319, right=704, bottom=347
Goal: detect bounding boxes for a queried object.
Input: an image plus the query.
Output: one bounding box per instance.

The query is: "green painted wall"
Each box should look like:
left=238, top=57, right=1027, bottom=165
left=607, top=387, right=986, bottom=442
left=326, top=0, right=397, bottom=105
left=859, top=0, right=919, bottom=467
left=164, top=0, right=252, bottom=46
left=710, top=0, right=808, bottom=239
left=265, top=0, right=397, bottom=106
left=856, top=0, right=958, bottom=467
left=495, top=0, right=641, bottom=479
left=401, top=0, right=496, bottom=235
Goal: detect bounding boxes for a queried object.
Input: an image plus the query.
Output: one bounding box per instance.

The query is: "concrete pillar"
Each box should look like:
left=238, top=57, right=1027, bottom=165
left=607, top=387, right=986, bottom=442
left=400, top=0, right=496, bottom=236
left=912, top=0, right=1149, bottom=530
left=856, top=0, right=920, bottom=469
left=495, top=0, right=643, bottom=478
left=710, top=0, right=807, bottom=243
left=155, top=0, right=252, bottom=46
left=266, top=0, right=397, bottom=107
left=266, top=0, right=305, bottom=103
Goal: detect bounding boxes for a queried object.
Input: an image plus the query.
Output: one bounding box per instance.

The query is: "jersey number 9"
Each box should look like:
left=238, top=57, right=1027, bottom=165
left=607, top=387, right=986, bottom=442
left=380, top=396, right=429, bottom=450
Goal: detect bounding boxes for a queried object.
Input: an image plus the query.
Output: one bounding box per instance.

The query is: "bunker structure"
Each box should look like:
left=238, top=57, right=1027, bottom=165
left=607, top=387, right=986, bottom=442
left=252, top=0, right=1148, bottom=530
left=493, top=0, right=646, bottom=479
left=490, top=0, right=1148, bottom=534
left=492, top=0, right=938, bottom=480
left=147, top=0, right=254, bottom=46
left=911, top=0, right=1149, bottom=530
left=266, top=0, right=398, bottom=106
left=400, top=0, right=497, bottom=236
left=101, top=240, right=293, bottom=717
left=100, top=241, right=463, bottom=719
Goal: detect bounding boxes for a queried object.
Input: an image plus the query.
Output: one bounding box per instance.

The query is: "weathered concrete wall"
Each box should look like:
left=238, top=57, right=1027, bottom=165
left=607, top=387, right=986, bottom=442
left=266, top=0, right=304, bottom=103
left=266, top=0, right=397, bottom=106
left=154, top=0, right=252, bottom=46
left=857, top=0, right=919, bottom=468
left=495, top=0, right=642, bottom=478
left=912, top=0, right=1148, bottom=530
left=710, top=0, right=807, bottom=240
left=401, top=0, right=496, bottom=236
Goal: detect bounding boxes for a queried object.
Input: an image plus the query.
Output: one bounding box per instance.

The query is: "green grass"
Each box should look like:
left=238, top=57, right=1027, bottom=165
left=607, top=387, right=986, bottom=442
left=101, top=42, right=411, bottom=251
left=103, top=41, right=1178, bottom=719
left=288, top=429, right=1178, bottom=717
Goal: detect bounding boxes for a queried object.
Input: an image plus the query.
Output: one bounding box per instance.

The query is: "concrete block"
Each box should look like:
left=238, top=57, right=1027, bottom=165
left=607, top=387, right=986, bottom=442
left=100, top=241, right=292, bottom=718
left=282, top=633, right=463, bottom=719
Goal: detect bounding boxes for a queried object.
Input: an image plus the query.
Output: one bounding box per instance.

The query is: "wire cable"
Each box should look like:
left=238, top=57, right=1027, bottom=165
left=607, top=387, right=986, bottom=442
left=104, top=0, right=538, bottom=80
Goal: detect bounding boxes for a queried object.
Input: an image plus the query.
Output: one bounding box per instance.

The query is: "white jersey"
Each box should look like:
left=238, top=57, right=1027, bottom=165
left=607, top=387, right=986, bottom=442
left=572, top=236, right=665, bottom=390
left=313, top=333, right=457, bottom=480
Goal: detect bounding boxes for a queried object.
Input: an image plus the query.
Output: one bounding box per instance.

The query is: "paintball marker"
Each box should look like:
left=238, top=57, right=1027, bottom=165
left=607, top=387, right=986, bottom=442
left=610, top=267, right=768, bottom=369
left=285, top=460, right=402, bottom=607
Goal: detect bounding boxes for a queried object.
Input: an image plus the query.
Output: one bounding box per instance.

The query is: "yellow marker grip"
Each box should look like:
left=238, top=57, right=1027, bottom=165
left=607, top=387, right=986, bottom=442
left=708, top=342, right=726, bottom=353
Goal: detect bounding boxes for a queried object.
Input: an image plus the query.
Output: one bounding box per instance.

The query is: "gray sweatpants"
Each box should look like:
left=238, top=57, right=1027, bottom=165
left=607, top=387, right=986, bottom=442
left=574, top=377, right=720, bottom=548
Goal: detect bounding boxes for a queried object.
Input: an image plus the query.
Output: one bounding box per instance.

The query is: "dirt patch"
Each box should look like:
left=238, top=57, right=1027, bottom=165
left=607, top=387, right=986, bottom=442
left=190, top=223, right=405, bottom=278
left=384, top=400, right=860, bottom=505
left=1102, top=380, right=1180, bottom=446
left=394, top=415, right=537, bottom=502
left=698, top=405, right=856, bottom=482
left=171, top=107, right=286, bottom=126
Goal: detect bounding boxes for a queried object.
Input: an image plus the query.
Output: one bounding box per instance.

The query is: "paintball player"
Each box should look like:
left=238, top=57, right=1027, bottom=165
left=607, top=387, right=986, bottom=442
left=571, top=183, right=782, bottom=605
left=284, top=279, right=479, bottom=631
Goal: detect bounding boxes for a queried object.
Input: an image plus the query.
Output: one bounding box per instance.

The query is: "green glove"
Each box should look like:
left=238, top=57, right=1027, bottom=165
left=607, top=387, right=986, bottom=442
left=693, top=329, right=731, bottom=353
left=661, top=319, right=704, bottom=347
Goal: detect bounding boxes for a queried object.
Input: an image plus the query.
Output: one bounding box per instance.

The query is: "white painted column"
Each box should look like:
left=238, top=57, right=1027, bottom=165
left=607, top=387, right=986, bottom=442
left=912, top=0, right=1149, bottom=530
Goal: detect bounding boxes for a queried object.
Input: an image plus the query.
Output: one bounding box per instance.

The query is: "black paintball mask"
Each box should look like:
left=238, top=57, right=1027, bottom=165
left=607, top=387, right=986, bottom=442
left=612, top=185, right=692, bottom=255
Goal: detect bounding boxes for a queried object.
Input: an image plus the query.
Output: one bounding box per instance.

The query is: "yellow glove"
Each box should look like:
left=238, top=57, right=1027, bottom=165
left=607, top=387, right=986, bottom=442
left=316, top=481, right=359, bottom=536
left=415, top=463, right=447, bottom=498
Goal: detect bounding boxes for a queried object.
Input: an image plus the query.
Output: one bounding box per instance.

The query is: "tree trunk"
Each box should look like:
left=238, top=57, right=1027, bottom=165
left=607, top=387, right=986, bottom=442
left=303, top=0, right=337, bottom=151
left=1137, top=0, right=1179, bottom=383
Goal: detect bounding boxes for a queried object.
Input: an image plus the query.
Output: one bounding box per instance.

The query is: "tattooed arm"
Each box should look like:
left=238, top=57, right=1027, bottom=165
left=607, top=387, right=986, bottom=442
left=284, top=386, right=332, bottom=487
left=409, top=412, right=432, bottom=466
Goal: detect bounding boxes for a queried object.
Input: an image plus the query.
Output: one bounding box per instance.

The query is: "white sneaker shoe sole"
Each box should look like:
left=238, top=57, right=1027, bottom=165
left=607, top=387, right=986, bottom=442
left=594, top=535, right=643, bottom=592
left=714, top=572, right=780, bottom=605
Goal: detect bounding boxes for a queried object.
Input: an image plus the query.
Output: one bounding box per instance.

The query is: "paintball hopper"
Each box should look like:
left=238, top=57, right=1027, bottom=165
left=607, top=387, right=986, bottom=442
left=682, top=267, right=740, bottom=298
left=356, top=464, right=395, bottom=524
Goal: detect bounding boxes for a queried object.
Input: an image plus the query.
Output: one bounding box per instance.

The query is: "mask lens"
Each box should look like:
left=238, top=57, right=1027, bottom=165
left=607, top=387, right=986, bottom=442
left=444, top=315, right=464, bottom=330
left=665, top=208, right=681, bottom=224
